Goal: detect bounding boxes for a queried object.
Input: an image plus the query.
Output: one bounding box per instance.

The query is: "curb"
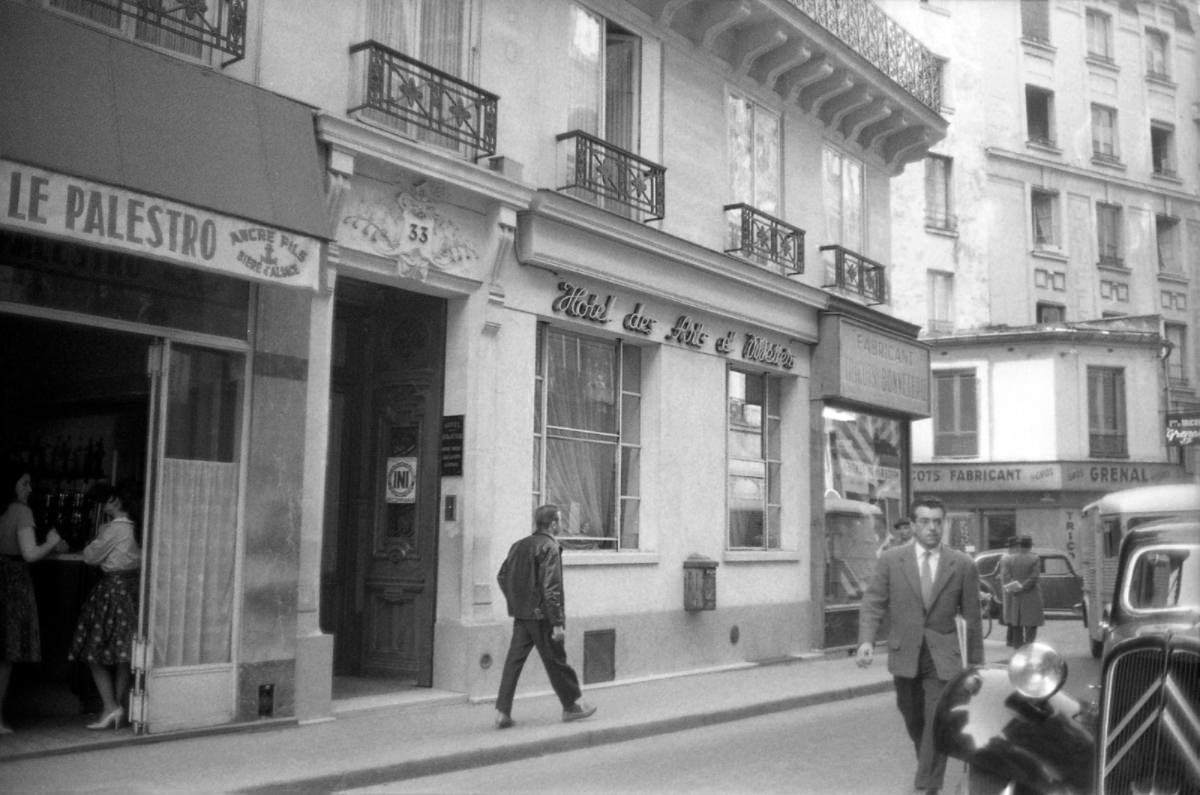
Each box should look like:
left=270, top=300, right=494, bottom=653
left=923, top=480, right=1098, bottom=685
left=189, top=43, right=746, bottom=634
left=237, top=680, right=895, bottom=794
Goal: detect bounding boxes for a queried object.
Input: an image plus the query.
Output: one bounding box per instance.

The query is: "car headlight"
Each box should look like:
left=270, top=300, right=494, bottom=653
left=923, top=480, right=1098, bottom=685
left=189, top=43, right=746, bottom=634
left=1008, top=642, right=1068, bottom=700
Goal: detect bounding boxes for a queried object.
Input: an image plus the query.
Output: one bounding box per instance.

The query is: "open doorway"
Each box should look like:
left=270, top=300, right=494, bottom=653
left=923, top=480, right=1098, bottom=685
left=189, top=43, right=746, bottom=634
left=0, top=313, right=150, bottom=752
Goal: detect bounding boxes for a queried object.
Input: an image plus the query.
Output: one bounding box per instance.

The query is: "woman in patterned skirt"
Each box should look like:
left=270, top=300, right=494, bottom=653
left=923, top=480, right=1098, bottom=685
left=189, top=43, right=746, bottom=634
left=0, top=466, right=65, bottom=734
left=68, top=483, right=141, bottom=731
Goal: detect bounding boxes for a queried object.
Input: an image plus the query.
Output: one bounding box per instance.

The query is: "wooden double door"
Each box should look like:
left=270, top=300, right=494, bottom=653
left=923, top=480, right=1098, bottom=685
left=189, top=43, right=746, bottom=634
left=323, top=281, right=445, bottom=684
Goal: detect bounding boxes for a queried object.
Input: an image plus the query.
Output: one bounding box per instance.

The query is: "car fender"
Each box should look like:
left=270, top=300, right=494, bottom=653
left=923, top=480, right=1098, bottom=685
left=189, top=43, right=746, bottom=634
left=934, top=665, right=1095, bottom=795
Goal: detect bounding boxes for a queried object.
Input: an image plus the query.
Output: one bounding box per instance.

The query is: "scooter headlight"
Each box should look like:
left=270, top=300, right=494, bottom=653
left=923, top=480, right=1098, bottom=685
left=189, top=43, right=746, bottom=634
left=1008, top=642, right=1067, bottom=700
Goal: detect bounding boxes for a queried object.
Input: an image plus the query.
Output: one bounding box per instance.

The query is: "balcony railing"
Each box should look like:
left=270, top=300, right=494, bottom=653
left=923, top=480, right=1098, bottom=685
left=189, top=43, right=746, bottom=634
left=1090, top=433, right=1128, bottom=459
left=786, top=0, right=942, bottom=112
left=556, top=130, right=665, bottom=223
left=821, top=245, right=887, bottom=304
left=724, top=204, right=804, bottom=276
left=49, top=0, right=247, bottom=63
left=924, top=211, right=958, bottom=232
left=1092, top=151, right=1122, bottom=166
left=349, top=41, right=498, bottom=161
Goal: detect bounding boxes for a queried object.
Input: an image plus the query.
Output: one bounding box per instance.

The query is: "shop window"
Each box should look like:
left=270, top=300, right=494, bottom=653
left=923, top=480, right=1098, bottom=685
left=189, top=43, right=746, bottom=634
left=0, top=231, right=250, bottom=340
left=933, top=369, right=977, bottom=457
left=1145, top=28, right=1170, bottom=79
left=1156, top=215, right=1181, bottom=273
left=1096, top=202, right=1123, bottom=267
left=1088, top=366, right=1127, bottom=458
left=567, top=4, right=641, bottom=154
left=822, top=407, right=903, bottom=605
left=727, top=369, right=781, bottom=550
left=1086, top=9, right=1113, bottom=62
left=1151, top=124, right=1176, bottom=177
left=1021, top=0, right=1050, bottom=43
left=1031, top=189, right=1059, bottom=250
left=1091, top=104, right=1119, bottom=164
left=533, top=325, right=641, bottom=550
left=924, top=155, right=955, bottom=231
left=1025, top=86, right=1055, bottom=147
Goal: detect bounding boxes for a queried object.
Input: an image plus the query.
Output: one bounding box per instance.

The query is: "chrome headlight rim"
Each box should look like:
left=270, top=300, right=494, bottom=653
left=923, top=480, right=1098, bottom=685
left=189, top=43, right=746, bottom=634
left=1008, top=642, right=1068, bottom=700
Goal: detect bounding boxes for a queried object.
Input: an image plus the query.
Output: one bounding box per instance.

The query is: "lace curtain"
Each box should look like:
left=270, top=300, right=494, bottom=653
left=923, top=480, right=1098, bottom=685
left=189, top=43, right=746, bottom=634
left=152, top=459, right=238, bottom=667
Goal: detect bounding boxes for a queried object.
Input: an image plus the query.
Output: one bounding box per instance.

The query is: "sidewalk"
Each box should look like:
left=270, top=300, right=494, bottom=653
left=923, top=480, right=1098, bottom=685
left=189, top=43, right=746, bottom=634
left=0, top=637, right=1006, bottom=794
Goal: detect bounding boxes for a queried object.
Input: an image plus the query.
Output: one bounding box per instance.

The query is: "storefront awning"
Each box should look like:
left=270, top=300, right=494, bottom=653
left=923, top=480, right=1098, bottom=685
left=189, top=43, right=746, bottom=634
left=0, top=4, right=328, bottom=244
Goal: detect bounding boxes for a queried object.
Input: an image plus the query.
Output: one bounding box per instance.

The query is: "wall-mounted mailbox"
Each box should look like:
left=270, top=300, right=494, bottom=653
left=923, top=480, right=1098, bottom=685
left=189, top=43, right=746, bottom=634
left=683, top=554, right=718, bottom=611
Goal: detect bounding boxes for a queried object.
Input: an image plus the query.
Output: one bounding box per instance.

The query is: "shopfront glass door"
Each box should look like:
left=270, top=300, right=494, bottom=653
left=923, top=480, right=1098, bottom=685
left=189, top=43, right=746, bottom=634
left=132, top=341, right=245, bottom=733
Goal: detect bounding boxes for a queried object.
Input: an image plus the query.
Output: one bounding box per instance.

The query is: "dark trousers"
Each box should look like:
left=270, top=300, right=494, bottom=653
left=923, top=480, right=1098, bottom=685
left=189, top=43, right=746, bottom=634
left=893, top=643, right=948, bottom=791
left=1007, top=624, right=1037, bottom=648
left=496, top=618, right=582, bottom=715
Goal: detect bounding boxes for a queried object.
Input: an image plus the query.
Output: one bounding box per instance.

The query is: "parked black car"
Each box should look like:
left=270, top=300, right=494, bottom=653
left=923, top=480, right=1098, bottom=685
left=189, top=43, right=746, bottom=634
left=935, top=519, right=1200, bottom=794
left=973, top=547, right=1083, bottom=619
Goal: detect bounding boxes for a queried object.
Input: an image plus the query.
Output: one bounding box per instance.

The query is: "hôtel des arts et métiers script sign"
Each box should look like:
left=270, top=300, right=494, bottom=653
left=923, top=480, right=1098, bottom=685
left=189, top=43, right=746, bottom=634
left=2, top=159, right=321, bottom=291
left=551, top=280, right=797, bottom=370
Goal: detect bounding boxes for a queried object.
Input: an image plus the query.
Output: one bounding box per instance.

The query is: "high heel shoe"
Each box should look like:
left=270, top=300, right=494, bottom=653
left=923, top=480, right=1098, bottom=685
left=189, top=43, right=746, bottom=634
left=87, top=708, right=124, bottom=731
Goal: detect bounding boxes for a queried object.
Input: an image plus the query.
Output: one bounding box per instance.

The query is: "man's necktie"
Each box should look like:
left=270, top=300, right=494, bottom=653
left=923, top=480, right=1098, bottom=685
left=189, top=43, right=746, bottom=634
left=920, top=550, right=933, bottom=608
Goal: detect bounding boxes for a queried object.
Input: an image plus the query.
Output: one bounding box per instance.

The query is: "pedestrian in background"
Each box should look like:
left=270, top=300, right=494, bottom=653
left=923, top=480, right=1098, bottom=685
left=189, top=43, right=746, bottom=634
left=998, top=536, right=1020, bottom=647
left=68, top=483, right=141, bottom=731
left=856, top=495, right=984, bottom=795
left=494, top=504, right=595, bottom=729
left=1000, top=535, right=1044, bottom=648
left=877, top=518, right=913, bottom=558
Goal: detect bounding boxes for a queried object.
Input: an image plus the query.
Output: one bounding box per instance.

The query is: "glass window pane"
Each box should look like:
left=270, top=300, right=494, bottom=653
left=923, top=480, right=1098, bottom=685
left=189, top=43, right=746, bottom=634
left=766, top=506, right=781, bottom=549
left=622, top=345, right=641, bottom=390
left=619, top=498, right=639, bottom=550
left=621, top=394, right=640, bottom=444
left=767, top=417, right=781, bottom=460
left=547, top=437, right=615, bottom=540
left=767, top=462, right=781, bottom=504
left=621, top=446, right=640, bottom=497
left=547, top=330, right=617, bottom=433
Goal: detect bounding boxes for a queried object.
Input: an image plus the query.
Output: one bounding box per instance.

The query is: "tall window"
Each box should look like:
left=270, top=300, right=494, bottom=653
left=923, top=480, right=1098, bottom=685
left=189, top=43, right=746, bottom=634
left=1157, top=215, right=1181, bottom=273
left=1096, top=202, right=1123, bottom=267
left=533, top=326, right=641, bottom=550
left=927, top=270, right=954, bottom=334
left=1088, top=366, right=1127, bottom=458
left=727, top=89, right=781, bottom=231
left=368, top=0, right=475, bottom=76
left=50, top=0, right=213, bottom=57
left=1021, top=0, right=1050, bottom=42
left=568, top=4, right=641, bottom=152
left=823, top=147, right=864, bottom=252
left=1151, top=124, right=1175, bottom=176
left=1086, top=9, right=1113, bottom=61
left=1091, top=104, right=1118, bottom=162
left=1025, top=86, right=1055, bottom=146
left=1145, top=29, right=1169, bottom=78
left=1031, top=189, right=1059, bottom=249
left=924, top=155, right=954, bottom=231
left=1165, top=323, right=1187, bottom=384
left=727, top=370, right=781, bottom=549
left=933, top=370, right=978, bottom=457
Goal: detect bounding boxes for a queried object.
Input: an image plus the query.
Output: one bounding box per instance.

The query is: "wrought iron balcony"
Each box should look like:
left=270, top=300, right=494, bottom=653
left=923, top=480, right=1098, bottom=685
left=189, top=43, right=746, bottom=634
left=924, top=210, right=957, bottom=232
left=556, top=130, right=665, bottom=223
left=625, top=0, right=946, bottom=170
left=50, top=0, right=247, bottom=63
left=724, top=204, right=804, bottom=275
left=821, top=245, right=887, bottom=304
left=349, top=41, right=498, bottom=161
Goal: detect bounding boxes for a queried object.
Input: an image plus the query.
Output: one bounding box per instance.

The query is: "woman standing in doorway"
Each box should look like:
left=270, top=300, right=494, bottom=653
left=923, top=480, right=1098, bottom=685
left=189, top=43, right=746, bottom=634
left=68, top=483, right=141, bottom=730
left=0, top=466, right=65, bottom=734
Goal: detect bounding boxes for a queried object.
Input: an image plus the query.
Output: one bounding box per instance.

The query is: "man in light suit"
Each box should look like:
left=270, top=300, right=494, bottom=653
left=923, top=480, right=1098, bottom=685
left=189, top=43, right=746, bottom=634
left=856, top=496, right=984, bottom=795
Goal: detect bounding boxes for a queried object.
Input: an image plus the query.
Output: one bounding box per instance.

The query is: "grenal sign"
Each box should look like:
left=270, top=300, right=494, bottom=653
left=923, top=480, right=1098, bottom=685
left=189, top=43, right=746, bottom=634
left=551, top=280, right=796, bottom=370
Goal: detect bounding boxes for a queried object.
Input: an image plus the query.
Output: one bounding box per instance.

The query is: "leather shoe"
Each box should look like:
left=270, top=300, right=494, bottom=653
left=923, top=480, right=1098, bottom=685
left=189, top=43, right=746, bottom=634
left=494, top=711, right=514, bottom=729
left=562, top=701, right=596, bottom=722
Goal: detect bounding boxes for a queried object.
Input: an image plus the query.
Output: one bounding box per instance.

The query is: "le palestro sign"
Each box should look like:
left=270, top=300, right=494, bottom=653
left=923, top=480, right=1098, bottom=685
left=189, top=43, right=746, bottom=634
left=550, top=280, right=797, bottom=370
left=2, top=159, right=321, bottom=291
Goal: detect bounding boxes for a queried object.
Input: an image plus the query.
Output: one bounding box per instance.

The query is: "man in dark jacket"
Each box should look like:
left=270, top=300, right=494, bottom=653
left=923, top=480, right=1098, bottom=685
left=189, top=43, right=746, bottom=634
left=494, top=504, right=596, bottom=729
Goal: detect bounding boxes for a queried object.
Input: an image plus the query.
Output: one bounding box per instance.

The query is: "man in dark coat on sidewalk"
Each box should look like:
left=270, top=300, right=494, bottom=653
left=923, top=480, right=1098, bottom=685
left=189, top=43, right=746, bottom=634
left=494, top=504, right=596, bottom=729
left=855, top=496, right=984, bottom=794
